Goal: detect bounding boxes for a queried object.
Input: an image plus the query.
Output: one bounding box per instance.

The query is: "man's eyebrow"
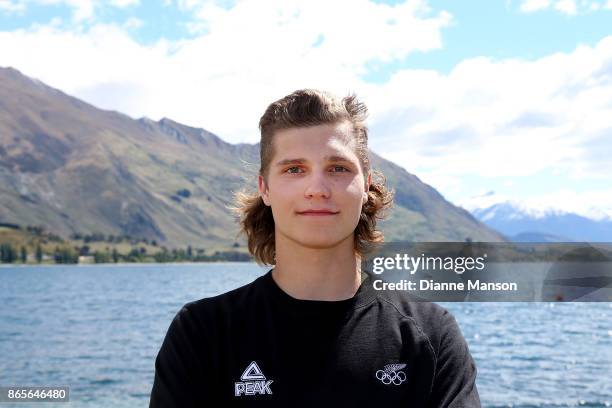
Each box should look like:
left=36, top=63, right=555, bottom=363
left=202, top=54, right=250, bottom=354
left=275, top=158, right=307, bottom=166
left=275, top=156, right=355, bottom=166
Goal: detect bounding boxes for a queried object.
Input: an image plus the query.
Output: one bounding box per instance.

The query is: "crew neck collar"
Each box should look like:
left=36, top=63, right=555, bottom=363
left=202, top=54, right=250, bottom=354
left=261, top=268, right=377, bottom=316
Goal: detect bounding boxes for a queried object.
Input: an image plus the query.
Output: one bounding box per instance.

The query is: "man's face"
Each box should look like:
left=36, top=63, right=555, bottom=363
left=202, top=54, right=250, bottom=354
left=258, top=122, right=371, bottom=251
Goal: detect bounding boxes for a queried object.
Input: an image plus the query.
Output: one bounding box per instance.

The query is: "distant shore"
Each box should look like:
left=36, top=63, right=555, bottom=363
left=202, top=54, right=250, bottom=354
left=1, top=224, right=252, bottom=265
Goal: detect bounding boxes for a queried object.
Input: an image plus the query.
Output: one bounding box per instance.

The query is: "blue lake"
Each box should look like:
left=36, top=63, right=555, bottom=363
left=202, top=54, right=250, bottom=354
left=0, top=263, right=611, bottom=407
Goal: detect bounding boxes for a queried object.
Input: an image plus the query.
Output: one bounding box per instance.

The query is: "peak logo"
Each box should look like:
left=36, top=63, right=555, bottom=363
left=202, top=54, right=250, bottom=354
left=234, top=361, right=273, bottom=396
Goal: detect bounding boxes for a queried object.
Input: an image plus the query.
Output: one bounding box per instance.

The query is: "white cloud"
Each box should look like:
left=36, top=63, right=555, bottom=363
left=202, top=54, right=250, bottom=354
left=368, top=36, right=612, bottom=191
left=67, top=0, right=94, bottom=21
left=554, top=0, right=577, bottom=14
left=110, top=0, right=139, bottom=7
left=0, top=0, right=139, bottom=21
left=25, top=0, right=96, bottom=21
left=519, top=0, right=612, bottom=14
left=123, top=17, right=143, bottom=30
left=0, top=0, right=25, bottom=12
left=520, top=0, right=551, bottom=12
left=522, top=189, right=612, bottom=219
left=176, top=0, right=205, bottom=10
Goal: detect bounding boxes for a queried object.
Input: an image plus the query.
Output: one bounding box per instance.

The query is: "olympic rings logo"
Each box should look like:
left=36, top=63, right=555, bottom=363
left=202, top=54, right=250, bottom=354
left=375, top=369, right=406, bottom=385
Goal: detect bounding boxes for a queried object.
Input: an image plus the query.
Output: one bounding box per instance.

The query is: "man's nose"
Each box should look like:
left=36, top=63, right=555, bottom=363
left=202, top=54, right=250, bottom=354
left=304, top=172, right=331, bottom=199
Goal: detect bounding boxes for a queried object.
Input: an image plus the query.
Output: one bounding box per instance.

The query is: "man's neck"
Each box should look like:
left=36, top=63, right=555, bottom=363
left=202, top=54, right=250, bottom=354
left=272, top=234, right=362, bottom=301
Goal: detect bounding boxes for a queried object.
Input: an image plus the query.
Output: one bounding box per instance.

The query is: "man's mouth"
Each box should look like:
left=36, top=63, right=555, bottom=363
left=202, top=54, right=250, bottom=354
left=296, top=209, right=340, bottom=216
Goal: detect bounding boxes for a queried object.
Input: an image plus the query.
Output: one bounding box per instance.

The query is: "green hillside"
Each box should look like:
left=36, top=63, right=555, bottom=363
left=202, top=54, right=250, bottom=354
left=0, top=66, right=505, bottom=251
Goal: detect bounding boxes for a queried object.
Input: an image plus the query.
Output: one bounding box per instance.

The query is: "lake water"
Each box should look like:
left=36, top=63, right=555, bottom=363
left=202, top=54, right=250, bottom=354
left=0, top=263, right=610, bottom=407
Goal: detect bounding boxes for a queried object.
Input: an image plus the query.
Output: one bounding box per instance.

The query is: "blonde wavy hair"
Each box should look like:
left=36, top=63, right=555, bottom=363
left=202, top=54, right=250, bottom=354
left=234, top=89, right=393, bottom=265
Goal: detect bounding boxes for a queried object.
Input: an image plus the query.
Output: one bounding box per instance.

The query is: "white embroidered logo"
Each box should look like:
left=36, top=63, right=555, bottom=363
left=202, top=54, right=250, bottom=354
left=234, top=361, right=274, bottom=396
left=375, top=363, right=407, bottom=385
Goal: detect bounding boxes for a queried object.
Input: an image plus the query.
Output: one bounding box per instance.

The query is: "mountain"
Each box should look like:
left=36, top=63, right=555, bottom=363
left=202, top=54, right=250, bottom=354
left=0, top=66, right=504, bottom=248
left=471, top=202, right=612, bottom=242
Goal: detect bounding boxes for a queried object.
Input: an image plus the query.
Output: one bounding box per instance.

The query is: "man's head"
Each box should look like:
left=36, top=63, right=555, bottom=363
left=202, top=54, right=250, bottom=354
left=236, top=89, right=393, bottom=265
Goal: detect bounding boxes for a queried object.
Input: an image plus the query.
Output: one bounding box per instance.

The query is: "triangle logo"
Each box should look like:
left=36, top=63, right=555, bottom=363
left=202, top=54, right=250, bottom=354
left=240, top=361, right=266, bottom=381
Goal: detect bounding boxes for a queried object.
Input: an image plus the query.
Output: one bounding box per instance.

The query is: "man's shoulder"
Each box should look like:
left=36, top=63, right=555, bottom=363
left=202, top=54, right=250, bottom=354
left=367, top=275, right=448, bottom=319
left=374, top=286, right=458, bottom=346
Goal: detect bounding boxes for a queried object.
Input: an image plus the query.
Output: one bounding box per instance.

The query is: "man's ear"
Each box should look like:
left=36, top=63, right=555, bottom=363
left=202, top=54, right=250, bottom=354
left=258, top=175, right=271, bottom=206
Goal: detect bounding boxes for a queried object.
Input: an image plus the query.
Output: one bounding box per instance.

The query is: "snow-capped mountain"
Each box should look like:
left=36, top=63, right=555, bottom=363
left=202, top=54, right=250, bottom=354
left=469, top=201, right=612, bottom=242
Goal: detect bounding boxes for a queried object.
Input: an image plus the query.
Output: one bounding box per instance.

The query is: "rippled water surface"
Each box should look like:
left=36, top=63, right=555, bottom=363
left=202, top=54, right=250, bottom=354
left=0, top=263, right=610, bottom=407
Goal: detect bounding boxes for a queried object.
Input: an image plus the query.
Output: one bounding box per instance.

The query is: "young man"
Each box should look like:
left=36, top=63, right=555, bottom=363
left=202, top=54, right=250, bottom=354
left=149, top=90, right=481, bottom=407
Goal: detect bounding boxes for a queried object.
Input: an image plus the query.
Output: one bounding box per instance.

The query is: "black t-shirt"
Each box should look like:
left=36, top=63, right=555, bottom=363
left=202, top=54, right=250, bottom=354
left=149, top=270, right=480, bottom=407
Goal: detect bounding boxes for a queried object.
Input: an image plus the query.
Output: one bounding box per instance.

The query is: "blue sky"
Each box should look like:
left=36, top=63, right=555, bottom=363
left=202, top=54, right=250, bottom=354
left=1, top=0, right=612, bottom=218
left=384, top=1, right=612, bottom=71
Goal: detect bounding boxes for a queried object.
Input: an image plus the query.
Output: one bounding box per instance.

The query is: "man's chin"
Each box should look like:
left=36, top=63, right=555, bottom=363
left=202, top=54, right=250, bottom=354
left=290, top=234, right=353, bottom=250
left=298, top=241, right=341, bottom=250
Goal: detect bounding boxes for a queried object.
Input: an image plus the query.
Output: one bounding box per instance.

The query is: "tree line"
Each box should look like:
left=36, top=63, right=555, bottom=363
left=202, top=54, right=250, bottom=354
left=0, top=243, right=250, bottom=264
left=0, top=243, right=41, bottom=263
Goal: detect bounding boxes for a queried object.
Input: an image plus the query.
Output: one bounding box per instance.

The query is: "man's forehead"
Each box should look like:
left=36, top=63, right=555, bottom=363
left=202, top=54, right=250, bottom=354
left=272, top=123, right=356, bottom=151
left=273, top=141, right=357, bottom=165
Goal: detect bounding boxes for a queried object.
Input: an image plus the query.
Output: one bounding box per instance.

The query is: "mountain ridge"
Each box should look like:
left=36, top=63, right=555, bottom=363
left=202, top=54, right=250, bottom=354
left=471, top=201, right=612, bottom=242
left=0, top=66, right=504, bottom=248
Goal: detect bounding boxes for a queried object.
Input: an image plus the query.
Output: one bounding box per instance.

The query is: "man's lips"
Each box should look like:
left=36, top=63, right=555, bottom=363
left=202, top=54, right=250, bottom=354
left=296, top=209, right=340, bottom=216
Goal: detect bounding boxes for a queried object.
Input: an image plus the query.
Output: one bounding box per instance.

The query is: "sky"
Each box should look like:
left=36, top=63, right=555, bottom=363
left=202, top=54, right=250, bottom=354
left=1, top=0, right=612, bottom=220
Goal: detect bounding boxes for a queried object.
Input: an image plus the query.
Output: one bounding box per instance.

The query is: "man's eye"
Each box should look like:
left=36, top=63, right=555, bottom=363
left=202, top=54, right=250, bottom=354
left=331, top=165, right=349, bottom=172
left=286, top=166, right=303, bottom=174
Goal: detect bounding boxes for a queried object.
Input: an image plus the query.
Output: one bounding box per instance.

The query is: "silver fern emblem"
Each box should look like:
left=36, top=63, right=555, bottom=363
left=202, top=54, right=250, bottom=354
left=383, top=363, right=406, bottom=373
